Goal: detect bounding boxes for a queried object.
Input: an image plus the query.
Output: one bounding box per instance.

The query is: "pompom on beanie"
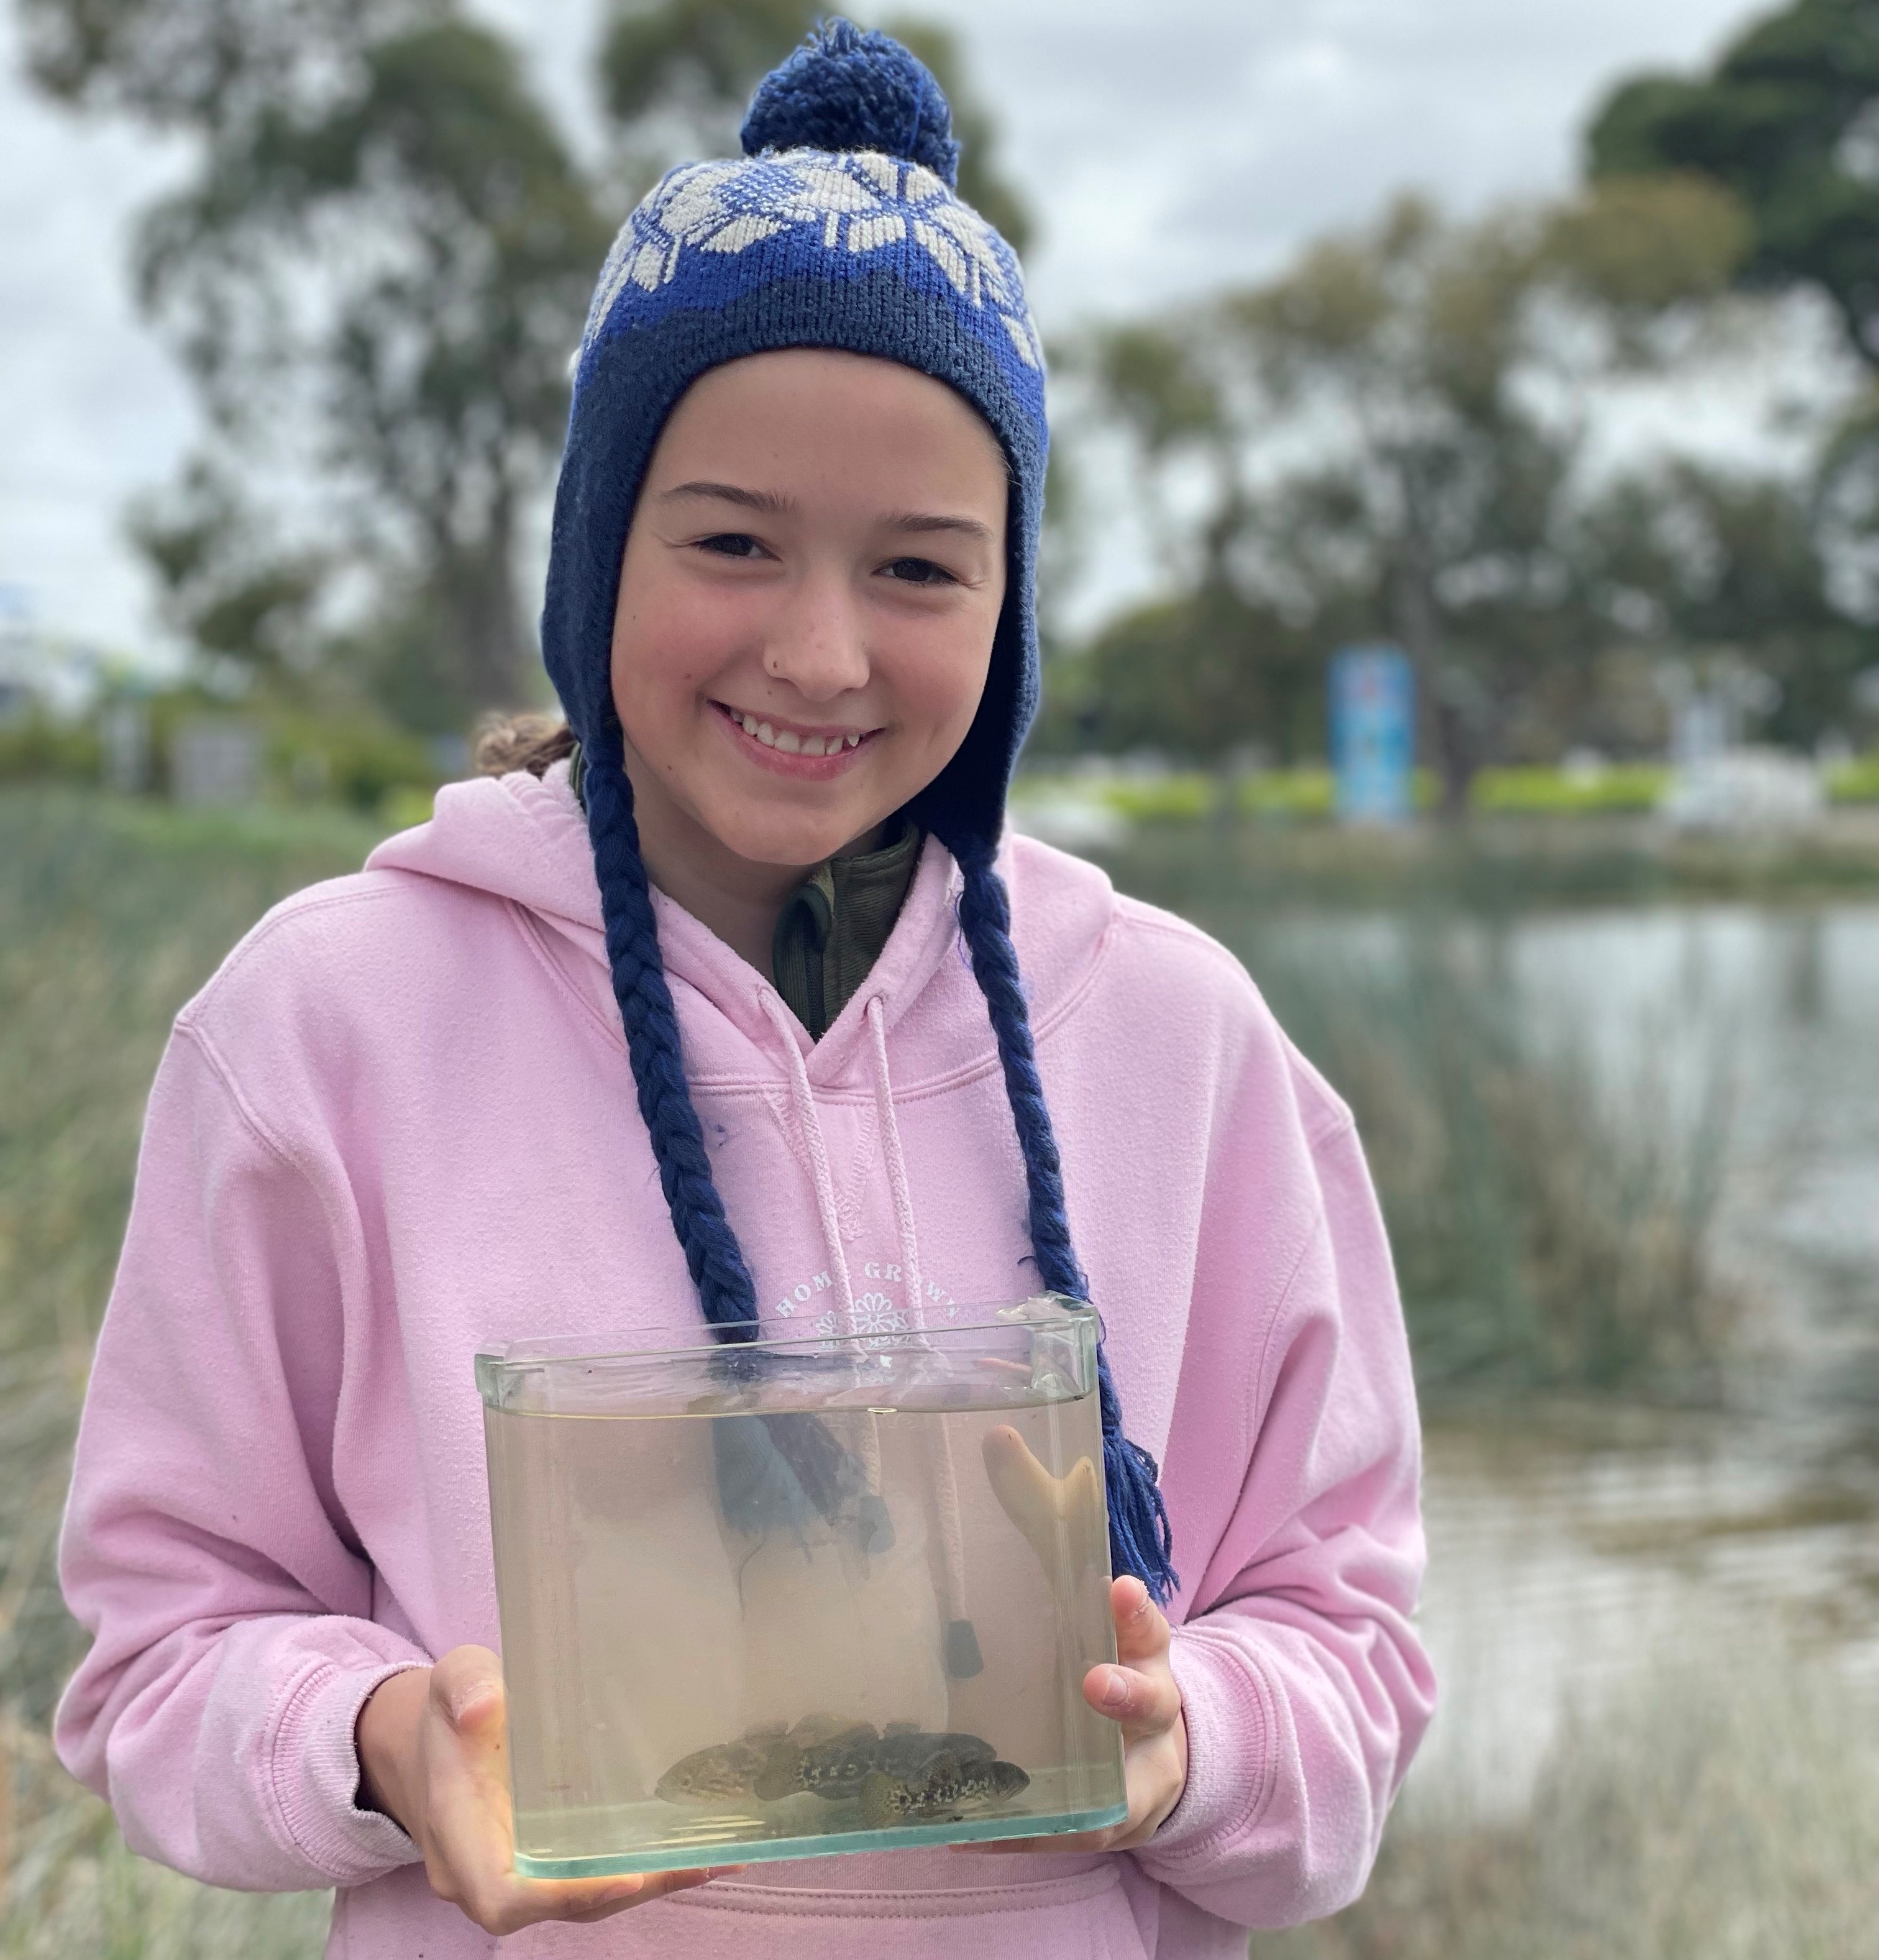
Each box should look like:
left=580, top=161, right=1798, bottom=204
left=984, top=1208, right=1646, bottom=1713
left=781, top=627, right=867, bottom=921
left=541, top=19, right=1176, bottom=1603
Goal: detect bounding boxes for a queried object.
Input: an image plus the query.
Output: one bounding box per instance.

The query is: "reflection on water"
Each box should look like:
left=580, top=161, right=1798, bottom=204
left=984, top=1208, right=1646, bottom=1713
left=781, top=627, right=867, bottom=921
left=1248, top=902, right=1879, bottom=1813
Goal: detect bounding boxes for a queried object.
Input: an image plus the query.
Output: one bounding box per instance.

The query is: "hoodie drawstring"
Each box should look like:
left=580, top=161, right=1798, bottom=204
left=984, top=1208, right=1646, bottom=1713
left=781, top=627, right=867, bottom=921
left=757, top=989, right=885, bottom=1514
left=864, top=996, right=981, bottom=1679
left=755, top=987, right=981, bottom=1680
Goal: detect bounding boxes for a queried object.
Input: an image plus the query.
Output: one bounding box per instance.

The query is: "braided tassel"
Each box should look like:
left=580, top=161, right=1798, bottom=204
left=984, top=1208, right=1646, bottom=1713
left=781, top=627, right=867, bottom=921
left=583, top=721, right=761, bottom=1340
left=949, top=838, right=1179, bottom=1605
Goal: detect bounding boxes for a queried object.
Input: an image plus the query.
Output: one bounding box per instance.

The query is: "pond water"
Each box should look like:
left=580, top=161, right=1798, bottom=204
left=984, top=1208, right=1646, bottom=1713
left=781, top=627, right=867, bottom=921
left=1233, top=900, right=1879, bottom=1814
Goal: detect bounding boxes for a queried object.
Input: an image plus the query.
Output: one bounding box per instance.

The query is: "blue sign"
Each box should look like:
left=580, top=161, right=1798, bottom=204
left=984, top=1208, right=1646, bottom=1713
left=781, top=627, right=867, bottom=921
left=1330, top=646, right=1415, bottom=824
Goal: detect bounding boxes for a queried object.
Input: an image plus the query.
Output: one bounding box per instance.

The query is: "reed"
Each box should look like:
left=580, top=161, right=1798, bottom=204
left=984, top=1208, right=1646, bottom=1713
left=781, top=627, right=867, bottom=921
left=1261, top=1645, right=1879, bottom=1960
left=1248, top=928, right=1739, bottom=1392
left=0, top=790, right=371, bottom=1956
left=1094, top=839, right=1742, bottom=1396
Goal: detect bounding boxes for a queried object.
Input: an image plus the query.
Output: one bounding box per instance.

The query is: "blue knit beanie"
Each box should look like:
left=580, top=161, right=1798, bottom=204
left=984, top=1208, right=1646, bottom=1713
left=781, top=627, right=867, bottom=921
left=541, top=19, right=1176, bottom=1604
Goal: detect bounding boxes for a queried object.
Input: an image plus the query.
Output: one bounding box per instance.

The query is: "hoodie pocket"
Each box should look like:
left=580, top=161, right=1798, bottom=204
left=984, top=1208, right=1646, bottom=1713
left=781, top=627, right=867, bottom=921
left=500, top=1864, right=1149, bottom=1960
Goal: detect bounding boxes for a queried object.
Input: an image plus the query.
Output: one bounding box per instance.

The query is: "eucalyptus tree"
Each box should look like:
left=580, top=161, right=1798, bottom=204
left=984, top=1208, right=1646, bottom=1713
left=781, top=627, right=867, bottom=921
left=1070, top=180, right=1749, bottom=804
left=1588, top=0, right=1879, bottom=369
left=22, top=0, right=611, bottom=727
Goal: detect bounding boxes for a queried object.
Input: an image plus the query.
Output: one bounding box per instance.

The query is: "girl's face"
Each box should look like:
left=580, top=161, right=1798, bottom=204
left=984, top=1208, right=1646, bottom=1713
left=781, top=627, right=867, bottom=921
left=610, top=349, right=1009, bottom=872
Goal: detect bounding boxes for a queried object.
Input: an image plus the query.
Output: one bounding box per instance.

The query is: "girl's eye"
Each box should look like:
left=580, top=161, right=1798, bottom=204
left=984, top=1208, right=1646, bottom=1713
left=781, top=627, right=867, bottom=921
left=882, top=557, right=957, bottom=586
left=698, top=533, right=767, bottom=559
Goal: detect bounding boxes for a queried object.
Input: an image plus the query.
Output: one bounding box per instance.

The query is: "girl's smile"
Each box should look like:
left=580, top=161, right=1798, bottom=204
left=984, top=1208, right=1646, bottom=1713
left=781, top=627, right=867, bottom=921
left=707, top=698, right=884, bottom=777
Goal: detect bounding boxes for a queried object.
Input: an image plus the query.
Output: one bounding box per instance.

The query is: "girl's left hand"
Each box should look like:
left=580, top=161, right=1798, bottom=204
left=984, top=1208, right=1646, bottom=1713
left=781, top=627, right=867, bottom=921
left=959, top=1574, right=1187, bottom=1854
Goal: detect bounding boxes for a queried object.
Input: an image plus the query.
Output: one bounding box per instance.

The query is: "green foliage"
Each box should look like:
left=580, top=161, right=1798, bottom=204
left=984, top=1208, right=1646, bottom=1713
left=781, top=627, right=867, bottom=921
left=264, top=713, right=442, bottom=812
left=1058, top=587, right=1326, bottom=764
left=1571, top=459, right=1870, bottom=748
left=0, top=717, right=103, bottom=785
left=1826, top=751, right=1879, bottom=800
left=0, top=789, right=373, bottom=1952
left=1238, top=769, right=1335, bottom=818
left=1232, top=930, right=1735, bottom=1391
left=1541, top=172, right=1750, bottom=316
left=1585, top=0, right=1879, bottom=364
left=128, top=460, right=327, bottom=687
left=1470, top=764, right=1669, bottom=815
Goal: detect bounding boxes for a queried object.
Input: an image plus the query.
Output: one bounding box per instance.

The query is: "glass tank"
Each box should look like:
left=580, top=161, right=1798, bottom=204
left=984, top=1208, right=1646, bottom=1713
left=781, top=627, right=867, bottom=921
left=476, top=1296, right=1127, bottom=1877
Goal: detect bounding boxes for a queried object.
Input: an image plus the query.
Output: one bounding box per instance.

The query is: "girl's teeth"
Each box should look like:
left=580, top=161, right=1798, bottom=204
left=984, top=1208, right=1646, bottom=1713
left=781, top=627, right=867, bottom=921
left=728, top=707, right=866, bottom=755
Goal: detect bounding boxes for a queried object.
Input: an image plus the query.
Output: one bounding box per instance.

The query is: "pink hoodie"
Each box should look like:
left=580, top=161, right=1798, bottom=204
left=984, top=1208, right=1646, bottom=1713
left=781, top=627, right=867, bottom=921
left=57, top=761, right=1433, bottom=1959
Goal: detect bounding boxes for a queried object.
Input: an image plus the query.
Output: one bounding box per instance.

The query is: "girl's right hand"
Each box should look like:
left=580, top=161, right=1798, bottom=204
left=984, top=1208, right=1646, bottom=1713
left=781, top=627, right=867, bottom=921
left=356, top=1646, right=726, bottom=1935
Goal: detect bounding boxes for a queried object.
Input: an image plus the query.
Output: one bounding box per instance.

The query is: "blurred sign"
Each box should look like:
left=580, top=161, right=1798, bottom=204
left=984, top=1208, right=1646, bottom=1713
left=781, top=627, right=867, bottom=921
left=1330, top=645, right=1415, bottom=824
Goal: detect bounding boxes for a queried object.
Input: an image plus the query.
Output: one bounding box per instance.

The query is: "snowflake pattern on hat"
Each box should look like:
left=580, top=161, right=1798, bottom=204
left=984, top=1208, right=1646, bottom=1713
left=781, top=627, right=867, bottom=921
left=580, top=149, right=1042, bottom=374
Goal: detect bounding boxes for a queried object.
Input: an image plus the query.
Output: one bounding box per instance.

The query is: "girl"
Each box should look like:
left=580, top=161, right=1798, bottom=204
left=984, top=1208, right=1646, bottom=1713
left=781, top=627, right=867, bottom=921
left=56, top=24, right=1433, bottom=1958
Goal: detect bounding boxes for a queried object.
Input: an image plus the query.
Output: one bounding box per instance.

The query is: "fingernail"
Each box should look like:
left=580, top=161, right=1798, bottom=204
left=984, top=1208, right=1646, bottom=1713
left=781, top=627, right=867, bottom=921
left=1100, top=1669, right=1129, bottom=1708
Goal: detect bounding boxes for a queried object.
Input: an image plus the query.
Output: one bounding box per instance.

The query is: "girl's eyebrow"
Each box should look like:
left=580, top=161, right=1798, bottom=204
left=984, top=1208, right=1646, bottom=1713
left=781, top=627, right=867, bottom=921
left=883, top=511, right=995, bottom=543
left=662, top=480, right=995, bottom=544
left=661, top=480, right=792, bottom=515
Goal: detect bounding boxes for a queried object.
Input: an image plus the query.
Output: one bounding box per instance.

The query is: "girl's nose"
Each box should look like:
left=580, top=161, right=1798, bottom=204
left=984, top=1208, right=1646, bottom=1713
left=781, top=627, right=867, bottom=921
left=761, top=573, right=871, bottom=702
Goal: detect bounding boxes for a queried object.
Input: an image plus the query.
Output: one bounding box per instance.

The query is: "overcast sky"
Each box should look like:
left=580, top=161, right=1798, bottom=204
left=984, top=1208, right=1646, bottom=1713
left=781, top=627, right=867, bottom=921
left=1, top=0, right=1760, bottom=655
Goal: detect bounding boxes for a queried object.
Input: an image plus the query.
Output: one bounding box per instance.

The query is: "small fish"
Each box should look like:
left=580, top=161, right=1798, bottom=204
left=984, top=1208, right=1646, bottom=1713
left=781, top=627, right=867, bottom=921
left=655, top=1733, right=783, bottom=1804
left=857, top=1752, right=1031, bottom=1828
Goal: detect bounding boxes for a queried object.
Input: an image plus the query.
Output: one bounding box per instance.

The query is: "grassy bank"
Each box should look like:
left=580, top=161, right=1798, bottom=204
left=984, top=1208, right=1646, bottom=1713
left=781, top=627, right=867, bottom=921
left=1245, top=933, right=1736, bottom=1393
left=1261, top=1648, right=1879, bottom=1960
left=0, top=790, right=373, bottom=1953
left=1094, top=808, right=1879, bottom=910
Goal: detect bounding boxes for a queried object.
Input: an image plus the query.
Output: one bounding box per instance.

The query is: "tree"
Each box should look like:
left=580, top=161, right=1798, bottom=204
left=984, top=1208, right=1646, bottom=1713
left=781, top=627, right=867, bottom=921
left=22, top=1, right=611, bottom=729
left=1572, top=459, right=1872, bottom=748
left=597, top=0, right=1035, bottom=252
left=1586, top=0, right=1879, bottom=367
left=1069, top=181, right=1749, bottom=801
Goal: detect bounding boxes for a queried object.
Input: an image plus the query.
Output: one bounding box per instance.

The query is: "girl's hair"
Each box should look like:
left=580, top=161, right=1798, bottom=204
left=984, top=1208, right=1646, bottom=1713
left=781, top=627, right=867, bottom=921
left=473, top=712, right=575, bottom=779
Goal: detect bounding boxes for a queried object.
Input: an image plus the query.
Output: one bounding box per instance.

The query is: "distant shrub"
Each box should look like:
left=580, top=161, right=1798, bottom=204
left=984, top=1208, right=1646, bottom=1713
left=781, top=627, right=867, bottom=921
left=1238, top=768, right=1334, bottom=817
left=0, top=715, right=102, bottom=784
left=1825, top=752, right=1879, bottom=804
left=1248, top=931, right=1735, bottom=1393
left=1100, top=772, right=1218, bottom=820
left=1470, top=764, right=1670, bottom=813
left=265, top=714, right=441, bottom=812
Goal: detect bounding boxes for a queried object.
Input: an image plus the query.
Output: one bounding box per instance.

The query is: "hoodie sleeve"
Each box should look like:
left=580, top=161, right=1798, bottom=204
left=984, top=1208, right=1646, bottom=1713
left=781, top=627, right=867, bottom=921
left=55, top=1019, right=428, bottom=1892
left=1131, top=1093, right=1436, bottom=1928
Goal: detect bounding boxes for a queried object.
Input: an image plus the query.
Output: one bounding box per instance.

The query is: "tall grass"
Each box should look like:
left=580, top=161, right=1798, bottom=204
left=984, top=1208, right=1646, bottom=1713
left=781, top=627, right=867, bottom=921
left=1261, top=1646, right=1879, bottom=1960
left=1245, top=929, right=1739, bottom=1393
left=0, top=789, right=377, bottom=1954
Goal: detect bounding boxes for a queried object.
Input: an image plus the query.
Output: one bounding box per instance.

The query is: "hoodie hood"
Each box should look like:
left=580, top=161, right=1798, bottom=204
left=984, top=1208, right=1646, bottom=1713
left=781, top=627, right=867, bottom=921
left=365, top=761, right=1112, bottom=1094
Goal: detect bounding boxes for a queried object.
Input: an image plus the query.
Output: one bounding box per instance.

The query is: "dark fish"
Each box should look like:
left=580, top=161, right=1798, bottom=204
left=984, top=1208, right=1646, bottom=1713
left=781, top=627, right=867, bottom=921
left=655, top=1733, right=784, bottom=1804
left=857, top=1752, right=1031, bottom=1827
left=661, top=1717, right=1017, bottom=1815
left=798, top=1727, right=996, bottom=1802
left=754, top=1716, right=878, bottom=1802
